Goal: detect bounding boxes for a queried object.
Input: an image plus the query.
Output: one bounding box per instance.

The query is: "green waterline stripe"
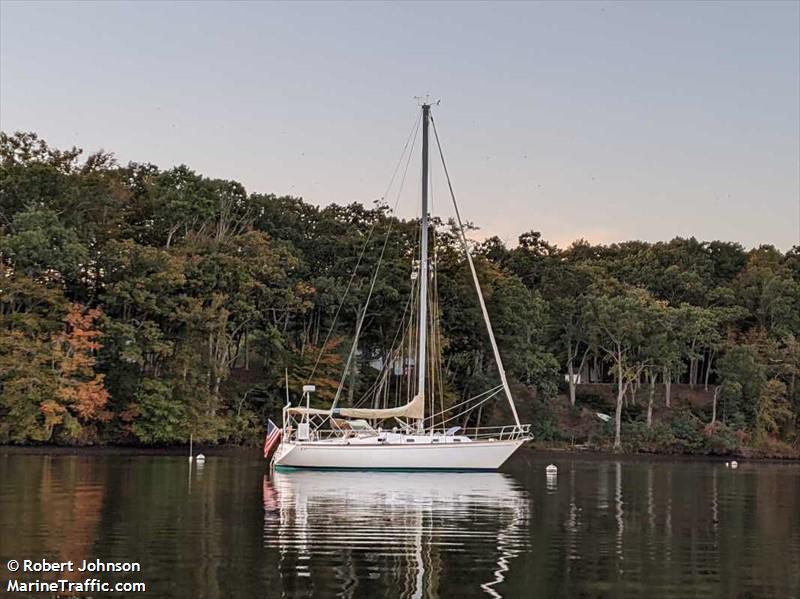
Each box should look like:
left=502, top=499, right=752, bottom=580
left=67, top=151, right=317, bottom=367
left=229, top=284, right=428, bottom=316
left=272, top=465, right=498, bottom=473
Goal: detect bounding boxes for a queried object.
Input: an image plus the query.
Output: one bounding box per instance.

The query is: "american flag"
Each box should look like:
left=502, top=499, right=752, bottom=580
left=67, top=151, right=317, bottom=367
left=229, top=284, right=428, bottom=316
left=263, top=419, right=282, bottom=458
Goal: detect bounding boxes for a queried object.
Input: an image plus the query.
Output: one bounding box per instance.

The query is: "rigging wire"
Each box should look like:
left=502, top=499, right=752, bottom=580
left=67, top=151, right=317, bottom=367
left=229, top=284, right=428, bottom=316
left=307, top=106, right=520, bottom=431
left=353, top=273, right=417, bottom=408
left=423, top=384, right=503, bottom=425
left=331, top=112, right=422, bottom=410
left=433, top=389, right=503, bottom=429
left=306, top=111, right=421, bottom=383
left=429, top=163, right=447, bottom=430
left=352, top=109, right=514, bottom=429
left=429, top=113, right=522, bottom=427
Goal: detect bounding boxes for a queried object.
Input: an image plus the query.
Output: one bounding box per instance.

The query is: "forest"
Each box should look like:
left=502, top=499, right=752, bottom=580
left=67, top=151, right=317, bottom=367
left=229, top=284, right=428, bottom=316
left=1, top=131, right=798, bottom=457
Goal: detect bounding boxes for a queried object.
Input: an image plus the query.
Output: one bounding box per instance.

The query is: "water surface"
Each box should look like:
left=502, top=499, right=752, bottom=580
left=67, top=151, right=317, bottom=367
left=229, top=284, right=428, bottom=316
left=1, top=450, right=798, bottom=598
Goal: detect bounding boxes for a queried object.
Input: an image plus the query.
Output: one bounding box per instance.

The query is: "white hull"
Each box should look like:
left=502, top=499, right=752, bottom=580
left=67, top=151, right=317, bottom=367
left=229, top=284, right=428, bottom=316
left=272, top=438, right=525, bottom=470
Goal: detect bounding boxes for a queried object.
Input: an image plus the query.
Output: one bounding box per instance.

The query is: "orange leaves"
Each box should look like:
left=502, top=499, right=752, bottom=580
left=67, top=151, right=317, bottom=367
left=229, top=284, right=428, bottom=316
left=52, top=304, right=110, bottom=424
left=57, top=376, right=111, bottom=421
left=53, top=305, right=104, bottom=375
left=40, top=399, right=65, bottom=425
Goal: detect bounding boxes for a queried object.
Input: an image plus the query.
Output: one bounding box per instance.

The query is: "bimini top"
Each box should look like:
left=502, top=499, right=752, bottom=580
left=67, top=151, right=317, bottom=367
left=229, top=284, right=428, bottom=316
left=286, top=393, right=424, bottom=420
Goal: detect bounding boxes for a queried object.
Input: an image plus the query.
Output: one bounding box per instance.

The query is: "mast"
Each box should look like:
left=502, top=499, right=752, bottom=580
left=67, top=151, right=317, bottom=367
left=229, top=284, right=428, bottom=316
left=416, top=103, right=430, bottom=430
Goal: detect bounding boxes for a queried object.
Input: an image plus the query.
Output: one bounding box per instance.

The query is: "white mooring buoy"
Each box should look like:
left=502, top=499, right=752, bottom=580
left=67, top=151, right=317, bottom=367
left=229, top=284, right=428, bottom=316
left=730, top=460, right=738, bottom=469
left=195, top=453, right=206, bottom=463
left=725, top=461, right=730, bottom=467
left=546, top=464, right=558, bottom=475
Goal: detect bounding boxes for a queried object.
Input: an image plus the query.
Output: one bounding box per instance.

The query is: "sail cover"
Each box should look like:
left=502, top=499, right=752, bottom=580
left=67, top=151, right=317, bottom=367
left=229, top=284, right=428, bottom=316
left=287, top=393, right=424, bottom=420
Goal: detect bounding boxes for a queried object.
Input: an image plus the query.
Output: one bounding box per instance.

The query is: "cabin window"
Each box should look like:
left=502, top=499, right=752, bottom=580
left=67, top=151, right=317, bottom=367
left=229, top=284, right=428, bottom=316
left=405, top=438, right=415, bottom=443
left=453, top=439, right=461, bottom=443
left=432, top=439, right=440, bottom=443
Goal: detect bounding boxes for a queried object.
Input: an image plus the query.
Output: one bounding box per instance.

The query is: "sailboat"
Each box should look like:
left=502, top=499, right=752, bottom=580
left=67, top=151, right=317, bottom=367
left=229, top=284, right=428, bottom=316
left=271, top=102, right=531, bottom=470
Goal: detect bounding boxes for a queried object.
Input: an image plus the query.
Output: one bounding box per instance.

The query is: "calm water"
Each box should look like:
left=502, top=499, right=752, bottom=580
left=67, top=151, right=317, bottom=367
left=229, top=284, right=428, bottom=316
left=1, top=449, right=798, bottom=598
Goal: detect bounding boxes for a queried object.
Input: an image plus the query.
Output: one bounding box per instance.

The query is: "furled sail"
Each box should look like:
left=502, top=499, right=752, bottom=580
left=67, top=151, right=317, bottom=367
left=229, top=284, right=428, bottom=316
left=287, top=393, right=424, bottom=421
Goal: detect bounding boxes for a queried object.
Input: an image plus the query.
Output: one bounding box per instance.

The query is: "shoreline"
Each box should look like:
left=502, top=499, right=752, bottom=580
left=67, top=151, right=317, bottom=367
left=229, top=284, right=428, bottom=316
left=517, top=446, right=800, bottom=465
left=0, top=444, right=256, bottom=457
left=2, top=443, right=798, bottom=465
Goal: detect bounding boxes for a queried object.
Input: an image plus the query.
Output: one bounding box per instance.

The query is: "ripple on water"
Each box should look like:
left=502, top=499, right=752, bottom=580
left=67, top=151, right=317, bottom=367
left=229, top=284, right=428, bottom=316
left=2, top=452, right=799, bottom=599
left=261, top=471, right=530, bottom=597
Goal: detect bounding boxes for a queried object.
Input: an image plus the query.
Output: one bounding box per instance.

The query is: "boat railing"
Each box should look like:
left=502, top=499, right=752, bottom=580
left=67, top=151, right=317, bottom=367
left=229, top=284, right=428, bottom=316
left=464, top=424, right=532, bottom=441
left=283, top=427, right=378, bottom=443
left=282, top=423, right=532, bottom=443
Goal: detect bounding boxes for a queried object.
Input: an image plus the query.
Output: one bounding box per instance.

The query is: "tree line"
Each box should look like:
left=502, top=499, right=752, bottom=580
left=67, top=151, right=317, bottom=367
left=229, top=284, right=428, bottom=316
left=1, top=132, right=798, bottom=454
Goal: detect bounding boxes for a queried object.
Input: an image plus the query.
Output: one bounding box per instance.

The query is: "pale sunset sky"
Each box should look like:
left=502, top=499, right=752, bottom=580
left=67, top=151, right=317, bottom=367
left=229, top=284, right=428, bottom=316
left=1, top=1, right=798, bottom=249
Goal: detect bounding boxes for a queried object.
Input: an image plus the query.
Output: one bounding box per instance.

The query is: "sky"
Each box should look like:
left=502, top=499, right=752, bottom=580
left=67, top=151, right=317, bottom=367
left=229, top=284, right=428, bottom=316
left=1, top=1, right=798, bottom=250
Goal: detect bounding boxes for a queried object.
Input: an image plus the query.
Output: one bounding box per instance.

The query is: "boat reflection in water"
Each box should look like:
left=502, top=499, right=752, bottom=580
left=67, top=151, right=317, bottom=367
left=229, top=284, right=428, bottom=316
left=262, top=471, right=529, bottom=598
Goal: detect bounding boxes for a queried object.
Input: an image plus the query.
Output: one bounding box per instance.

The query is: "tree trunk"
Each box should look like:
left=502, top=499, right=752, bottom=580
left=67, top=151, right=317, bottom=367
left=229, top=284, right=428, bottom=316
left=614, top=357, right=625, bottom=451
left=166, top=225, right=179, bottom=249
left=577, top=346, right=591, bottom=388
left=647, top=374, right=655, bottom=428
left=614, top=383, right=625, bottom=451
left=568, top=360, right=576, bottom=406
left=664, top=367, right=672, bottom=408
left=711, top=386, right=720, bottom=424
left=704, top=349, right=714, bottom=391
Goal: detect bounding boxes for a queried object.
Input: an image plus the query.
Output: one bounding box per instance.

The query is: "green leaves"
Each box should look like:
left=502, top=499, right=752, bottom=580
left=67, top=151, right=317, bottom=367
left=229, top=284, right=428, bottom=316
left=0, top=209, right=88, bottom=283
left=130, top=379, right=186, bottom=444
left=734, top=246, right=800, bottom=337
left=1, top=131, right=798, bottom=451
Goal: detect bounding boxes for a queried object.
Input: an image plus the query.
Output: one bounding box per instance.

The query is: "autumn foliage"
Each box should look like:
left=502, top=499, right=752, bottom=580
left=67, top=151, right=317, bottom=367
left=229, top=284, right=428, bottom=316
left=51, top=305, right=110, bottom=423
left=0, top=291, right=110, bottom=443
left=1, top=132, right=798, bottom=452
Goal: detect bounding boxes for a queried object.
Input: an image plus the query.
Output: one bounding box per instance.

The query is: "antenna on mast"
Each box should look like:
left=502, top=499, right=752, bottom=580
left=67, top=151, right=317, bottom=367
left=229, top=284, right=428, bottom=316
left=413, top=95, right=440, bottom=107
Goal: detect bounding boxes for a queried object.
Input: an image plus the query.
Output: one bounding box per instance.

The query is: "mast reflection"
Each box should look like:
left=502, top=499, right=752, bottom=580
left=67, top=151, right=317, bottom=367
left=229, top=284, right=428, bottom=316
left=263, top=471, right=529, bottom=598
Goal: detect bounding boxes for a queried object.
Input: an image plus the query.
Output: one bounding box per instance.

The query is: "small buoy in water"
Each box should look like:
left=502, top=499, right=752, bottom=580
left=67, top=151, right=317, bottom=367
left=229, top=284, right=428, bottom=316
left=546, top=464, right=558, bottom=475
left=730, top=460, right=738, bottom=469
left=725, top=462, right=730, bottom=467
left=196, top=454, right=206, bottom=463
